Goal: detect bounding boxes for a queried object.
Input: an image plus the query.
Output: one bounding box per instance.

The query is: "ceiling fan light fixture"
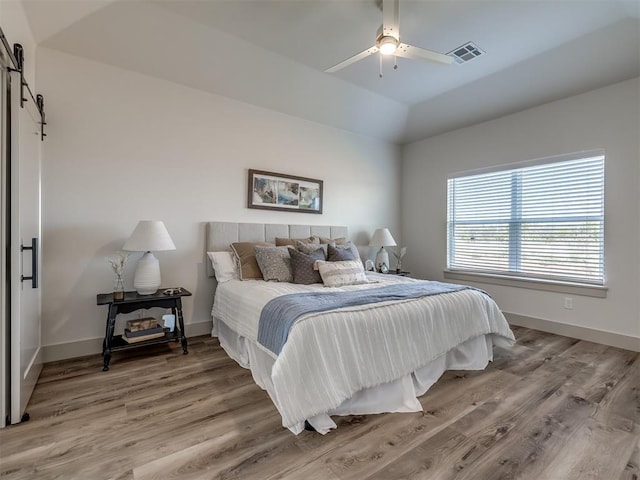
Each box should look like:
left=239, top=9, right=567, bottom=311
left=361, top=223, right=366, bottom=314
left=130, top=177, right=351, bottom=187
left=325, top=0, right=453, bottom=74
left=378, top=36, right=398, bottom=55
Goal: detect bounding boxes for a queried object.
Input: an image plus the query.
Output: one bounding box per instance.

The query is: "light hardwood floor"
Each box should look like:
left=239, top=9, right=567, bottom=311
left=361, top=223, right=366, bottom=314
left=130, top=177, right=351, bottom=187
left=0, top=326, right=638, bottom=480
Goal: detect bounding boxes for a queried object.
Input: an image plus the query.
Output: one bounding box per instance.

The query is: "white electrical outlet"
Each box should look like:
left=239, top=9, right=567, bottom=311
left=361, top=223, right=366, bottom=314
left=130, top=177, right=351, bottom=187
left=564, top=297, right=573, bottom=309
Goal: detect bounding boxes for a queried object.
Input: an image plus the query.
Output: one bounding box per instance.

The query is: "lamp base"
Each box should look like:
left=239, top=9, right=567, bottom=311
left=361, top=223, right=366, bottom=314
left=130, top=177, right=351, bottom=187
left=133, top=251, right=161, bottom=295
left=375, top=247, right=390, bottom=273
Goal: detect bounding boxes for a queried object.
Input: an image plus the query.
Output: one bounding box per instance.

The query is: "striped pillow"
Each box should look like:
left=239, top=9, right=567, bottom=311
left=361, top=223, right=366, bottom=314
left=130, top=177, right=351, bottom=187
left=317, top=260, right=369, bottom=287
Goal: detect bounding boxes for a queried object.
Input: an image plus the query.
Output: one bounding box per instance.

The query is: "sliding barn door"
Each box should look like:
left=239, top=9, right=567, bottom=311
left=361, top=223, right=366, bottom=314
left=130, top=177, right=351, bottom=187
left=10, top=67, right=42, bottom=424
left=2, top=65, right=43, bottom=425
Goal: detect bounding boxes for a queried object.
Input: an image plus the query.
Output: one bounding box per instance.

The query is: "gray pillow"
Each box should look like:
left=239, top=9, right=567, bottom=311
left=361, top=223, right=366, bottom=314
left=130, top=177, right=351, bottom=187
left=254, top=246, right=293, bottom=282
left=289, top=247, right=325, bottom=284
left=327, top=242, right=359, bottom=262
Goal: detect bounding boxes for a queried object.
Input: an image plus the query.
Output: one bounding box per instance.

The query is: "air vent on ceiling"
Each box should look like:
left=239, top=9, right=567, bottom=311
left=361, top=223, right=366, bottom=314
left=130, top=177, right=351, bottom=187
left=448, top=42, right=484, bottom=65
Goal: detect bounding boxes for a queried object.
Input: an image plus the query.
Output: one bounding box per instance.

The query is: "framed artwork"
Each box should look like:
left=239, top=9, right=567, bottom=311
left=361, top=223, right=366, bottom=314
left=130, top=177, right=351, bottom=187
left=248, top=169, right=323, bottom=214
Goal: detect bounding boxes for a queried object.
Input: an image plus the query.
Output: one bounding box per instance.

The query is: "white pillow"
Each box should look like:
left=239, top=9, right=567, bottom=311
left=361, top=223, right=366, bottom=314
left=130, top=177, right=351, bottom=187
left=207, top=251, right=238, bottom=283
left=317, top=260, right=369, bottom=287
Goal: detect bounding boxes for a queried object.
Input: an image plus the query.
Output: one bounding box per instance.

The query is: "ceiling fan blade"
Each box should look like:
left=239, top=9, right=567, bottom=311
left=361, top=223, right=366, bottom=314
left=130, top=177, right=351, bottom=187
left=325, top=45, right=379, bottom=73
left=382, top=0, right=399, bottom=40
left=396, top=43, right=454, bottom=65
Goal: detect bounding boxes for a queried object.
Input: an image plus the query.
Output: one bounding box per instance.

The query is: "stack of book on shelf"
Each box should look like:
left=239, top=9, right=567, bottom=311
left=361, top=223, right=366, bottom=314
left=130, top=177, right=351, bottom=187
left=124, top=318, right=165, bottom=343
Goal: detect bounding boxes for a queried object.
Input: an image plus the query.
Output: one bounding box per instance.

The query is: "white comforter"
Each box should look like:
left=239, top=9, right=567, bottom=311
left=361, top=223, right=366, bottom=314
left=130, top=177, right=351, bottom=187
left=212, top=274, right=515, bottom=430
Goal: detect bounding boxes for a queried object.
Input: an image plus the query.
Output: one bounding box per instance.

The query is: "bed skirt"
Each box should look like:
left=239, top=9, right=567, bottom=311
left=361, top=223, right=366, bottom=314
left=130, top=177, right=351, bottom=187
left=215, top=318, right=499, bottom=434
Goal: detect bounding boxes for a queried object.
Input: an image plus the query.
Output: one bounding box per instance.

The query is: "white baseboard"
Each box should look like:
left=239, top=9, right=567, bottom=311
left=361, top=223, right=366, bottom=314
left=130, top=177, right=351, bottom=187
left=505, top=312, right=640, bottom=352
left=42, top=320, right=214, bottom=363
left=42, top=315, right=640, bottom=362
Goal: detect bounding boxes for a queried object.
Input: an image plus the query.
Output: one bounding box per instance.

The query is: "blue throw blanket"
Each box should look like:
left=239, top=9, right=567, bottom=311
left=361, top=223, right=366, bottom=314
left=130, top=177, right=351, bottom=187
left=257, top=281, right=474, bottom=355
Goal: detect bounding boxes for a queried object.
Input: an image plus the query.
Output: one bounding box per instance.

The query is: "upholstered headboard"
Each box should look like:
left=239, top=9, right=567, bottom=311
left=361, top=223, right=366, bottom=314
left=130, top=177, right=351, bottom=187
left=205, top=222, right=348, bottom=277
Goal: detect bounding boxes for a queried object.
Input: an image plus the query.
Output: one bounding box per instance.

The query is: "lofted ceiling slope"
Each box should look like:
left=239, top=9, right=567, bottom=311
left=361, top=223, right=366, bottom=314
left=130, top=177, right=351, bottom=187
left=20, top=0, right=640, bottom=144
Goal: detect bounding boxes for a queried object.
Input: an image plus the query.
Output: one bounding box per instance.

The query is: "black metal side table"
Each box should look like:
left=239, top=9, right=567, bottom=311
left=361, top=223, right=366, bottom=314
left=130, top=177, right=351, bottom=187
left=96, top=288, right=192, bottom=371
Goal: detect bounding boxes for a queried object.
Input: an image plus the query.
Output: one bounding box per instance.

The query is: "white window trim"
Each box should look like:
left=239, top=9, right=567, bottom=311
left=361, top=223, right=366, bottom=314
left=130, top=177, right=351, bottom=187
left=443, top=269, right=607, bottom=298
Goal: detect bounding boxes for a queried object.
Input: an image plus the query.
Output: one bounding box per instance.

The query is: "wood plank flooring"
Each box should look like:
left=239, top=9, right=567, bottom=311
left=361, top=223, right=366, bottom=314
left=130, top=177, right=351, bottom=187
left=0, top=326, right=638, bottom=480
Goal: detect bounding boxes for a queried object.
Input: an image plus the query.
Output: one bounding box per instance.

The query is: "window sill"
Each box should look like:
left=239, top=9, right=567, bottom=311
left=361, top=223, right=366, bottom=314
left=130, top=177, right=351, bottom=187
left=443, top=270, right=607, bottom=298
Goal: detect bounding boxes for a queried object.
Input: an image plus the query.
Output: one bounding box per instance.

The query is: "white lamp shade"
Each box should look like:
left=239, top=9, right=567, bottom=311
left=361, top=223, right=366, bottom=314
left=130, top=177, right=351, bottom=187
left=123, top=220, right=176, bottom=252
left=369, top=228, right=397, bottom=247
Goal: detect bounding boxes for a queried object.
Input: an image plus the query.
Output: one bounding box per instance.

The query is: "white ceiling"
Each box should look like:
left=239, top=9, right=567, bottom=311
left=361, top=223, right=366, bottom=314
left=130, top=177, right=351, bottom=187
left=21, top=0, right=640, bottom=144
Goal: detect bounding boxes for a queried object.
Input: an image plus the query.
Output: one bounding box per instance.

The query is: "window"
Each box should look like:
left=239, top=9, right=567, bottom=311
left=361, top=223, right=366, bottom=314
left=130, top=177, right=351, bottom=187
left=447, top=151, right=604, bottom=285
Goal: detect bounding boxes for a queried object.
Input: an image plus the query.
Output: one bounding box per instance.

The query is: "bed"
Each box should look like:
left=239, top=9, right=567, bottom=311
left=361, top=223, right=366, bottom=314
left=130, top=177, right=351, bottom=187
left=206, top=221, right=515, bottom=434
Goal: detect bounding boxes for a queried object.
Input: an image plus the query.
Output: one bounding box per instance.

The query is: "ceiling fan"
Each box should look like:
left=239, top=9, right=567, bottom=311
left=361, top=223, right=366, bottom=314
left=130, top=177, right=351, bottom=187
left=325, top=0, right=453, bottom=77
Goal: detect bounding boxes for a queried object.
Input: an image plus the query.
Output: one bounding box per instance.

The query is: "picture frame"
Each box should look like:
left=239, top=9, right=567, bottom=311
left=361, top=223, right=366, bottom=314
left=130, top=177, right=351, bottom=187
left=248, top=169, right=323, bottom=214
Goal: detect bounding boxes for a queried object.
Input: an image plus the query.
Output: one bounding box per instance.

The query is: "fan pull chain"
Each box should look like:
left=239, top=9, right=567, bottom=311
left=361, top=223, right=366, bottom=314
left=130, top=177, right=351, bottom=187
left=379, top=53, right=383, bottom=78
left=394, top=55, right=398, bottom=70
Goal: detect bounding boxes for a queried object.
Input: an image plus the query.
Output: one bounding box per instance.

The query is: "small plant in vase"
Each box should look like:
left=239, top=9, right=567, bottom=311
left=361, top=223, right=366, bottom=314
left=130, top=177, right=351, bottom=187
left=106, top=252, right=130, bottom=300
left=392, top=247, right=406, bottom=273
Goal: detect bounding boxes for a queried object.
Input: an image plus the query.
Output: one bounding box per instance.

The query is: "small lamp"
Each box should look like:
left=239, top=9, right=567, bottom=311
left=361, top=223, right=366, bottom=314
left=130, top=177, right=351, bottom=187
left=369, top=228, right=397, bottom=273
left=123, top=220, right=176, bottom=295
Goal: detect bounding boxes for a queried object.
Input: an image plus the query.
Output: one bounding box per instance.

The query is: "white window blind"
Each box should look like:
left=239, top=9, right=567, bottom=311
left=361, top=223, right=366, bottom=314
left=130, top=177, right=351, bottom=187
left=447, top=152, right=604, bottom=285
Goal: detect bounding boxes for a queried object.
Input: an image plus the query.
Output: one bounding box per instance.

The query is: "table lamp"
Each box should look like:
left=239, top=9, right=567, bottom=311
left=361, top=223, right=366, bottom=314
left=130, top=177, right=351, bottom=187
left=123, top=220, right=176, bottom=295
left=369, top=228, right=397, bottom=273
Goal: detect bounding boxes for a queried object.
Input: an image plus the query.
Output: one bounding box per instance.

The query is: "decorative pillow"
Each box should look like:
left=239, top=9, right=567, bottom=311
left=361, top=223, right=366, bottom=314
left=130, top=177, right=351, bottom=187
left=319, top=236, right=348, bottom=245
left=295, top=240, right=328, bottom=258
left=230, top=242, right=273, bottom=280
left=317, top=260, right=369, bottom=287
left=254, top=246, right=293, bottom=282
left=289, top=247, right=325, bottom=284
left=275, top=236, right=319, bottom=247
left=327, top=242, right=361, bottom=263
left=327, top=243, right=357, bottom=262
left=206, top=251, right=238, bottom=283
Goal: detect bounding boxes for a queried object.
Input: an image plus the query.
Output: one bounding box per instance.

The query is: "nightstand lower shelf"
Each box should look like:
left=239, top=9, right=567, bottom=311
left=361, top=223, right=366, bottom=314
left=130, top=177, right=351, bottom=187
left=108, top=330, right=182, bottom=351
